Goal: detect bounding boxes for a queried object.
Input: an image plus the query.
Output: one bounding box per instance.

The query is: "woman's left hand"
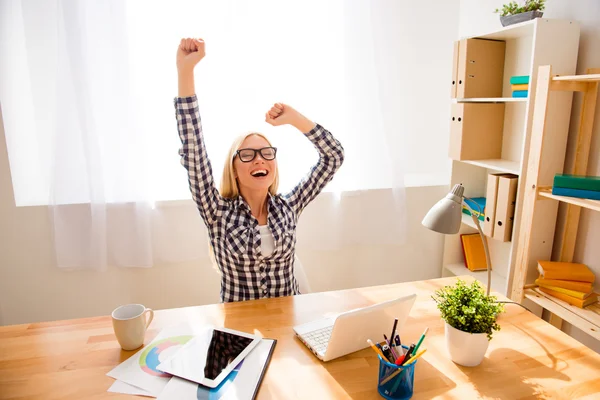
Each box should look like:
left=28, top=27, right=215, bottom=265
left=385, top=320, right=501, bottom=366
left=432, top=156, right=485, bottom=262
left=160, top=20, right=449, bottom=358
left=266, top=103, right=316, bottom=133
left=265, top=103, right=298, bottom=127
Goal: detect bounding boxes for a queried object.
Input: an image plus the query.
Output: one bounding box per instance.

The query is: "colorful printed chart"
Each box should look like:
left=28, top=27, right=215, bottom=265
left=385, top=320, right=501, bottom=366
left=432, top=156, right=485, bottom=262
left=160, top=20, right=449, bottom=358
left=139, top=335, right=193, bottom=377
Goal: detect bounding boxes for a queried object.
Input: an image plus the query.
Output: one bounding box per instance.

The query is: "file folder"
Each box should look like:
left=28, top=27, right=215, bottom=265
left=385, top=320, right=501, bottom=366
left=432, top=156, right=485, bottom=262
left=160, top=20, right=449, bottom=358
left=483, top=173, right=503, bottom=237
left=493, top=174, right=518, bottom=242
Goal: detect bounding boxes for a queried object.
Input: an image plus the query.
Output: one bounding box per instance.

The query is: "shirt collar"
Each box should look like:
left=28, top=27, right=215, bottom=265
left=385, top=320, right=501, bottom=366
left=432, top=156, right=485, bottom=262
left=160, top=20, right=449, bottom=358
left=235, top=192, right=275, bottom=212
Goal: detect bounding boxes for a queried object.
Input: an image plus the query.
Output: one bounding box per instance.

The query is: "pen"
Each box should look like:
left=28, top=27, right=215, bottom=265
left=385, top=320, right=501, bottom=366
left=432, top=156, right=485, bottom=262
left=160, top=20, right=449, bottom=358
left=400, top=344, right=415, bottom=366
left=383, top=335, right=399, bottom=360
left=367, top=339, right=389, bottom=363
left=389, top=318, right=398, bottom=347
left=413, top=327, right=429, bottom=354
left=403, top=348, right=427, bottom=366
left=381, top=343, right=396, bottom=362
left=394, top=334, right=401, bottom=348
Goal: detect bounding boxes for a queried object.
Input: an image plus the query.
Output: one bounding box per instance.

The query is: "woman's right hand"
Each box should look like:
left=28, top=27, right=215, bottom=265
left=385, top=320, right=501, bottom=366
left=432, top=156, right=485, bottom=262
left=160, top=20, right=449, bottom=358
left=176, top=38, right=205, bottom=73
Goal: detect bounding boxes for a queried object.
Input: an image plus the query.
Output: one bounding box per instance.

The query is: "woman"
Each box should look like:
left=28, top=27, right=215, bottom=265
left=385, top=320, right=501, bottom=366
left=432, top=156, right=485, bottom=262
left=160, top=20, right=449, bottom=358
left=175, top=38, right=344, bottom=302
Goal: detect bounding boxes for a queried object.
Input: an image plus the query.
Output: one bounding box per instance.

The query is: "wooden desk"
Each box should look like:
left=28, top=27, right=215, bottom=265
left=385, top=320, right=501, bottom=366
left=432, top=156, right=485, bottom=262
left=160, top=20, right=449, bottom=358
left=1, top=276, right=600, bottom=399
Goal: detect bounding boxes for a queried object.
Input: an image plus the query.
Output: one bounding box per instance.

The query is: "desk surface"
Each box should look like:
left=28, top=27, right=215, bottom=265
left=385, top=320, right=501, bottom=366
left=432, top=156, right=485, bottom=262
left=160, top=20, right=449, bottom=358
left=1, top=276, right=600, bottom=399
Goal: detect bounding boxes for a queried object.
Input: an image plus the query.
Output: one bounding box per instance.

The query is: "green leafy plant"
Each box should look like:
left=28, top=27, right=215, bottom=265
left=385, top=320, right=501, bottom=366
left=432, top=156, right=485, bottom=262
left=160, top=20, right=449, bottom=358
left=494, top=0, right=545, bottom=16
left=432, top=279, right=504, bottom=340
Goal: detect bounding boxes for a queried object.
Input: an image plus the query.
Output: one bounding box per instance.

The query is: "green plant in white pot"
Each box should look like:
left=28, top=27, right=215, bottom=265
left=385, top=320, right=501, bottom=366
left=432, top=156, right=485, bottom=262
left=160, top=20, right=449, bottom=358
left=432, top=279, right=504, bottom=367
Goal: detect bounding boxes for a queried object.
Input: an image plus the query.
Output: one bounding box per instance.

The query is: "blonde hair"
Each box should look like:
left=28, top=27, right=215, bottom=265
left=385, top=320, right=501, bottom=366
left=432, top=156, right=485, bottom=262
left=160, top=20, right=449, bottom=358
left=220, top=132, right=279, bottom=199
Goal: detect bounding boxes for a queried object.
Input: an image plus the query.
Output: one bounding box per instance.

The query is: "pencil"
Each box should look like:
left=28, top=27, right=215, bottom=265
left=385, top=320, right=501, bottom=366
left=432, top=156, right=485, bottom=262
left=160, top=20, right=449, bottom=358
left=367, top=339, right=389, bottom=363
left=404, top=348, right=427, bottom=366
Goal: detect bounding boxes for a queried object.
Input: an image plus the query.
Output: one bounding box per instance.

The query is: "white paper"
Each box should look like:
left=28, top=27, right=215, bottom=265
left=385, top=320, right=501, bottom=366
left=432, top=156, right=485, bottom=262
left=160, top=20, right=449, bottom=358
left=107, top=323, right=199, bottom=397
left=108, top=380, right=154, bottom=397
left=157, top=339, right=274, bottom=400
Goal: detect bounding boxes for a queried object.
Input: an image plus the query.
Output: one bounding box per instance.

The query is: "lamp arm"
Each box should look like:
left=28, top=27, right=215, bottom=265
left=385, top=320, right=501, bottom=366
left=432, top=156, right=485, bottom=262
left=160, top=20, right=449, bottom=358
left=463, top=199, right=493, bottom=296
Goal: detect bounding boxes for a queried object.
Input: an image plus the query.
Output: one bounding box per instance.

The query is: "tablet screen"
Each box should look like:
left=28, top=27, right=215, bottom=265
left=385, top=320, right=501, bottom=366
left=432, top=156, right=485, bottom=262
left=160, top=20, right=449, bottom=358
left=157, top=327, right=259, bottom=387
left=204, top=329, right=253, bottom=379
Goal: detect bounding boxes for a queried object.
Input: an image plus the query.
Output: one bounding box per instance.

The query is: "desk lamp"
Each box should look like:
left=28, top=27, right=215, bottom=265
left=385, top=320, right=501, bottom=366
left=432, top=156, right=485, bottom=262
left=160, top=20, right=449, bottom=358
left=422, top=184, right=493, bottom=295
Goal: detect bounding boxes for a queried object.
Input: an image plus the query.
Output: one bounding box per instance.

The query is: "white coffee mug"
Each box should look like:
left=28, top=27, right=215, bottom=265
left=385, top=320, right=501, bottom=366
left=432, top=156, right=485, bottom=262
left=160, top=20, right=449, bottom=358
left=111, top=304, right=154, bottom=350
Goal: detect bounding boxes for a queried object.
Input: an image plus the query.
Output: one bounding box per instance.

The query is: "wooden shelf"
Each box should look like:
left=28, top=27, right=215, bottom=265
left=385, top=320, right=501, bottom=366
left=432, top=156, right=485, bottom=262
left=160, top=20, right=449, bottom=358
left=459, top=159, right=520, bottom=175
left=538, top=187, right=600, bottom=212
left=453, top=97, right=527, bottom=103
left=524, top=288, right=600, bottom=341
left=553, top=74, right=600, bottom=82
left=444, top=263, right=506, bottom=294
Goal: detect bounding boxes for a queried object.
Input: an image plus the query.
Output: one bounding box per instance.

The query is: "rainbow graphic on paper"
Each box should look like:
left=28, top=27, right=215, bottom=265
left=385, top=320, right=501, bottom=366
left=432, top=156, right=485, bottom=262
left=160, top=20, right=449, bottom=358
left=138, top=335, right=194, bottom=377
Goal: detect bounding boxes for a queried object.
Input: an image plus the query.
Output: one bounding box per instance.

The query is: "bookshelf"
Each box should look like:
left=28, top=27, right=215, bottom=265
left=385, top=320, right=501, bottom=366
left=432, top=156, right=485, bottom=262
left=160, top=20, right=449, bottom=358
left=453, top=97, right=527, bottom=103
left=441, top=18, right=581, bottom=298
left=460, top=159, right=520, bottom=175
left=511, top=68, right=600, bottom=339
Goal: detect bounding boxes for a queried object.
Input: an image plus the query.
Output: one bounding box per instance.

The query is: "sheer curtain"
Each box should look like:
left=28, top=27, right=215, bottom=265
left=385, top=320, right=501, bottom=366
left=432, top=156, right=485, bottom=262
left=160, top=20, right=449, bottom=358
left=0, top=0, right=410, bottom=270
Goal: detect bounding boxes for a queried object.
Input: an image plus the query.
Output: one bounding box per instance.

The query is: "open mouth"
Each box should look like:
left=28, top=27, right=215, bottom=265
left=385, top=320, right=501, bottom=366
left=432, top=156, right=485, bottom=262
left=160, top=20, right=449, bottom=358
left=251, top=169, right=269, bottom=178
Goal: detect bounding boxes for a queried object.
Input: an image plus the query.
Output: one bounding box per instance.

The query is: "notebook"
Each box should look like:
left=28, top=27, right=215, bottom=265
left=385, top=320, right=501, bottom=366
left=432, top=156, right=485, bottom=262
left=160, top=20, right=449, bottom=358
left=539, top=288, right=599, bottom=309
left=535, top=279, right=592, bottom=299
left=460, top=233, right=487, bottom=271
left=535, top=277, right=593, bottom=293
left=537, top=261, right=595, bottom=283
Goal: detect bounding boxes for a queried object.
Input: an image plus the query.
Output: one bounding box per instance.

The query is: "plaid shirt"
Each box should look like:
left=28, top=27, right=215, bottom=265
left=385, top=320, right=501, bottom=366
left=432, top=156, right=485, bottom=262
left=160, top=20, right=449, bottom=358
left=175, top=96, right=344, bottom=302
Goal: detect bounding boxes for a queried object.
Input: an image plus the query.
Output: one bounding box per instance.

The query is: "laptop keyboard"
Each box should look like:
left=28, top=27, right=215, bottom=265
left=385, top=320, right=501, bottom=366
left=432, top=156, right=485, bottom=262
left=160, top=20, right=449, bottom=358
left=301, top=325, right=333, bottom=355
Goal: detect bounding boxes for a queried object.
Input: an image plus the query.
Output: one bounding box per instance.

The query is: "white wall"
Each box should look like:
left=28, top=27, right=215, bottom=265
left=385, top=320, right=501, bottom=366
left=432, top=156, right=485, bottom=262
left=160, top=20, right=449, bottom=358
left=459, top=0, right=600, bottom=353
left=0, top=106, right=449, bottom=325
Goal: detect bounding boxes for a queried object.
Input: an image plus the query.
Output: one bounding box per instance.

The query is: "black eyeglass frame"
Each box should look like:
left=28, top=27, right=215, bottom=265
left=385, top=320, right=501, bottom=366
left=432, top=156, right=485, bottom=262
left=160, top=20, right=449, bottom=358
left=235, top=147, right=278, bottom=163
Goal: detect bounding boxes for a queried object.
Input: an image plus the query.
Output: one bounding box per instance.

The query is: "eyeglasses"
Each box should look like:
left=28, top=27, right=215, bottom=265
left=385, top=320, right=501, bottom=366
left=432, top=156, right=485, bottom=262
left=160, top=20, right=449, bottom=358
left=235, top=147, right=277, bottom=163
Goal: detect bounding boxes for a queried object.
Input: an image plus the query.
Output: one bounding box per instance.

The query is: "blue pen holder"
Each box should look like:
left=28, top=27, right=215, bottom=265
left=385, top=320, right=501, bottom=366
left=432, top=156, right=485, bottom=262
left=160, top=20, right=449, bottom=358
left=377, top=351, right=417, bottom=400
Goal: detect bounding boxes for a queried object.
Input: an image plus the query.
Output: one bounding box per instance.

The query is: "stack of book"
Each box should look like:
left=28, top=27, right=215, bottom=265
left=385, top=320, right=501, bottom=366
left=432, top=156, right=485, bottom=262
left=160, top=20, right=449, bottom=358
left=462, top=197, right=486, bottom=222
left=510, top=75, right=529, bottom=98
left=536, top=261, right=598, bottom=308
left=552, top=174, right=600, bottom=201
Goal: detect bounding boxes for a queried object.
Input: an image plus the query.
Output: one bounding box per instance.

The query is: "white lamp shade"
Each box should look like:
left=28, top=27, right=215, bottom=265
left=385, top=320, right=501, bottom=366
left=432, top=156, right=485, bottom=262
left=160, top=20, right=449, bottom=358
left=422, top=190, right=463, bottom=234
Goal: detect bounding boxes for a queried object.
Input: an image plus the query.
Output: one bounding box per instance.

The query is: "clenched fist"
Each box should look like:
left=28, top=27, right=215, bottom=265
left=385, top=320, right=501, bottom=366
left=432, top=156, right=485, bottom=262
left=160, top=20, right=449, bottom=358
left=265, top=103, right=299, bottom=127
left=177, top=38, right=205, bottom=73
left=265, top=103, right=316, bottom=133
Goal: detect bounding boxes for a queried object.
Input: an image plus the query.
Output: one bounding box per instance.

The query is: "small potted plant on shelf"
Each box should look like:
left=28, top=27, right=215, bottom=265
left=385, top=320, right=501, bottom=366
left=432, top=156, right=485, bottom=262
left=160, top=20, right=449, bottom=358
left=432, top=279, right=504, bottom=367
left=495, top=0, right=545, bottom=27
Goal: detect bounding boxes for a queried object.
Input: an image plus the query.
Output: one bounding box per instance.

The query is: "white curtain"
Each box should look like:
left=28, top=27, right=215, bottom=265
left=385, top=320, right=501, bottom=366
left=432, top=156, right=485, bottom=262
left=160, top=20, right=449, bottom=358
left=0, top=0, right=413, bottom=270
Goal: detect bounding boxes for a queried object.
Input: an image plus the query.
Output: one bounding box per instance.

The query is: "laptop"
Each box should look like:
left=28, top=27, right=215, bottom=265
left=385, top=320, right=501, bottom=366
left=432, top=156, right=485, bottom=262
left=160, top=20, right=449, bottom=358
left=293, top=294, right=417, bottom=362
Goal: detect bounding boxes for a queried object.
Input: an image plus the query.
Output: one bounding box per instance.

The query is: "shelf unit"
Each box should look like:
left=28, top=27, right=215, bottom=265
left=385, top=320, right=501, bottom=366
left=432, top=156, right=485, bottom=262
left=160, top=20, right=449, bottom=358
left=441, top=19, right=581, bottom=297
left=460, top=159, right=521, bottom=175
left=453, top=97, right=528, bottom=103
left=511, top=68, right=600, bottom=339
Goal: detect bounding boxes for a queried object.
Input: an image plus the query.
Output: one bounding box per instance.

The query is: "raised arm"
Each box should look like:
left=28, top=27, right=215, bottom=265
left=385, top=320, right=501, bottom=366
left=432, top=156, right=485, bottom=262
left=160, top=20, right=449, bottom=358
left=266, top=103, right=345, bottom=215
left=176, top=38, right=224, bottom=226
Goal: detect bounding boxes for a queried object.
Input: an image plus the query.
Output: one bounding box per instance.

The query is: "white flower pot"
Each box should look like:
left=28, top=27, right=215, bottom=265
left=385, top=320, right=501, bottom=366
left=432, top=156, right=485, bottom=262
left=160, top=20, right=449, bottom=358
left=444, top=322, right=490, bottom=367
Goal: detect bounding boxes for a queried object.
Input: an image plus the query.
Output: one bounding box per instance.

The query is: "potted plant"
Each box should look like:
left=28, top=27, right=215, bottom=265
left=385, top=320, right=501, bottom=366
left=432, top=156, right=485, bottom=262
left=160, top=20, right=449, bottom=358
left=432, top=279, right=504, bottom=367
left=494, top=0, right=545, bottom=27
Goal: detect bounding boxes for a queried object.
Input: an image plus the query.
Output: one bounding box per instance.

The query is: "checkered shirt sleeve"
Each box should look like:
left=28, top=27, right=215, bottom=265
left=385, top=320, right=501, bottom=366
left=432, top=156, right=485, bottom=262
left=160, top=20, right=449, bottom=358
left=175, top=95, right=225, bottom=226
left=283, top=123, right=345, bottom=214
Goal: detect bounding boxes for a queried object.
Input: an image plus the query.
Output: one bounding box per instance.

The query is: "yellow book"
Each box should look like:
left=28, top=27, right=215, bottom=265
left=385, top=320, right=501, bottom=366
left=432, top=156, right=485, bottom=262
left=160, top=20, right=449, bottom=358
left=535, top=279, right=592, bottom=299
left=535, top=276, right=593, bottom=293
left=460, top=233, right=487, bottom=271
left=511, top=84, right=528, bottom=91
left=537, top=261, right=595, bottom=283
left=539, top=287, right=599, bottom=309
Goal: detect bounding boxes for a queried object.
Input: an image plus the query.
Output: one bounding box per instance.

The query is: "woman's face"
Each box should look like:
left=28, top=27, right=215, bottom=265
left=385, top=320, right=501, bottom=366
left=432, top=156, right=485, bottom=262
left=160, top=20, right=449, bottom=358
left=234, top=135, right=277, bottom=193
